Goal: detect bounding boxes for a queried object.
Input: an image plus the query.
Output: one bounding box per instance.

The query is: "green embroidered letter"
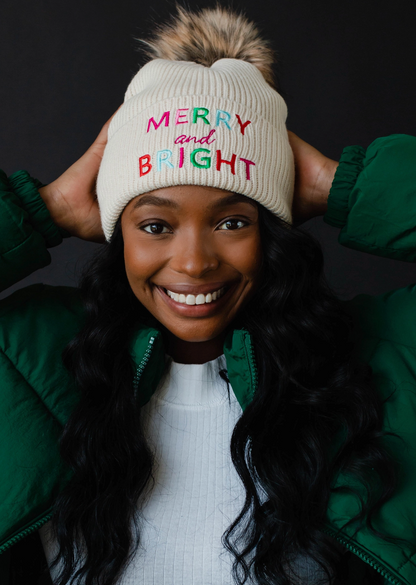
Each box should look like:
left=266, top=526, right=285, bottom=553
left=192, top=107, right=210, bottom=125
left=190, top=148, right=211, bottom=169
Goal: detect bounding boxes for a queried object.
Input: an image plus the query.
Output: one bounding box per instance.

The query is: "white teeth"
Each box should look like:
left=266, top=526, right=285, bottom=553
left=195, top=294, right=205, bottom=305
left=165, top=287, right=226, bottom=305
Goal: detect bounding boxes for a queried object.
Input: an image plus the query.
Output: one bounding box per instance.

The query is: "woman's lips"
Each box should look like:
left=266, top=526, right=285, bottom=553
left=156, top=282, right=233, bottom=295
left=155, top=283, right=237, bottom=317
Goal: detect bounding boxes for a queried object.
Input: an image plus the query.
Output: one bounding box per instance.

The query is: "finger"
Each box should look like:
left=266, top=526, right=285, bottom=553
left=287, top=130, right=305, bottom=151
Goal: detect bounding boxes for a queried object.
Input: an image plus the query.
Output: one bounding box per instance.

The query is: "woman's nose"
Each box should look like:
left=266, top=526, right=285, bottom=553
left=169, top=232, right=220, bottom=278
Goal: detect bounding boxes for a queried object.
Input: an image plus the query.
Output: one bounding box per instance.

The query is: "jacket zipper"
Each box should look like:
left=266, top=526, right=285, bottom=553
left=133, top=335, right=157, bottom=400
left=322, top=527, right=405, bottom=585
left=242, top=328, right=258, bottom=396
left=0, top=335, right=159, bottom=557
left=246, top=334, right=258, bottom=393
left=0, top=510, right=53, bottom=555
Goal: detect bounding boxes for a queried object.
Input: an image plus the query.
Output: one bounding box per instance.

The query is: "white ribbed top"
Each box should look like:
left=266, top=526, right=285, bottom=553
left=39, top=355, right=328, bottom=584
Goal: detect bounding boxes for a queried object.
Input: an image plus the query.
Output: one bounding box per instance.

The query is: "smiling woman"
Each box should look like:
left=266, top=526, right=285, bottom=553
left=121, top=186, right=261, bottom=362
left=1, top=4, right=413, bottom=585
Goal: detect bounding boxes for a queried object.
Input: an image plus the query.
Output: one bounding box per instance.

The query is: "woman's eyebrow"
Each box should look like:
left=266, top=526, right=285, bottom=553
left=132, top=195, right=180, bottom=210
left=208, top=193, right=257, bottom=210
left=131, top=192, right=257, bottom=212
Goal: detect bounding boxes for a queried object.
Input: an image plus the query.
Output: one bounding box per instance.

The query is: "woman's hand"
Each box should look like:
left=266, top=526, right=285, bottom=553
left=287, top=130, right=339, bottom=226
left=38, top=107, right=121, bottom=243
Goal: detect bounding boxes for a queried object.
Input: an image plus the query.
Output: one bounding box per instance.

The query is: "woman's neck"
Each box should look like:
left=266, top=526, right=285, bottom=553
left=166, top=332, right=226, bottom=364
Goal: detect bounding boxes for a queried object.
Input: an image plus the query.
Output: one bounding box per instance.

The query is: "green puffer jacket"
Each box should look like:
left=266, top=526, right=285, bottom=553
left=1, top=134, right=416, bottom=585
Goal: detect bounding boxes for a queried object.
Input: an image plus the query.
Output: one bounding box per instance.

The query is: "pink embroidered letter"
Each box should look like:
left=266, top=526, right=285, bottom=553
left=239, top=158, right=255, bottom=180
left=179, top=147, right=185, bottom=168
left=175, top=109, right=189, bottom=125
left=147, top=111, right=170, bottom=132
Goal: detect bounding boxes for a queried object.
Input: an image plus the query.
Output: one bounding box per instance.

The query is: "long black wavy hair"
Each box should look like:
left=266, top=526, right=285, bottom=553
left=45, top=202, right=398, bottom=585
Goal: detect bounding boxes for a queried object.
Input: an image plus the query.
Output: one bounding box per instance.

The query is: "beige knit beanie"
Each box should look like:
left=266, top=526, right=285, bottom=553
left=96, top=7, right=294, bottom=242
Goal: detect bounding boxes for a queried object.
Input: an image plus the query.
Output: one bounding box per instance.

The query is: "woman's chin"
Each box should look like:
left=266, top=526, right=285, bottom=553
left=164, top=328, right=227, bottom=344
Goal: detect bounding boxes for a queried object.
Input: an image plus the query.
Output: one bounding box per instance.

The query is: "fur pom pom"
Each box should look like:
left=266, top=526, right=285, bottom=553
left=137, top=3, right=278, bottom=88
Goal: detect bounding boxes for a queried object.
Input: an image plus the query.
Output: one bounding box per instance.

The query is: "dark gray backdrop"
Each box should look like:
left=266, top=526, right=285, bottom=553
left=2, top=0, right=416, bottom=301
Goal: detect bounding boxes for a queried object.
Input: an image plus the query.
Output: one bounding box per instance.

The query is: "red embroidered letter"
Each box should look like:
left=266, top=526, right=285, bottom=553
left=216, top=150, right=236, bottom=175
left=239, top=157, right=255, bottom=180
left=139, top=154, right=152, bottom=176
left=235, top=114, right=251, bottom=136
left=147, top=111, right=170, bottom=132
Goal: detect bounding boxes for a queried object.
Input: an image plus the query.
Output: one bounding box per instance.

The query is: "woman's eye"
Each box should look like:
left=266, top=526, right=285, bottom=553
left=142, top=223, right=170, bottom=234
left=218, top=219, right=247, bottom=230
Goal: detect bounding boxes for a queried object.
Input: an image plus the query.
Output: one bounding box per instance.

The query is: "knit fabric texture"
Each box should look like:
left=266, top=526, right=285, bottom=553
left=96, top=58, right=295, bottom=241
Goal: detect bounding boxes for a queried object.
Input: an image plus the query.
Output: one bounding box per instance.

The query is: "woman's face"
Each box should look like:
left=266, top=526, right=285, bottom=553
left=121, top=185, right=262, bottom=344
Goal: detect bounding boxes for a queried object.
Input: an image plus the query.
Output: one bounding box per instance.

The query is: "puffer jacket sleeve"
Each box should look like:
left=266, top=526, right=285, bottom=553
left=324, top=133, right=416, bottom=261
left=0, top=169, right=71, bottom=292
left=324, top=133, right=416, bottom=353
